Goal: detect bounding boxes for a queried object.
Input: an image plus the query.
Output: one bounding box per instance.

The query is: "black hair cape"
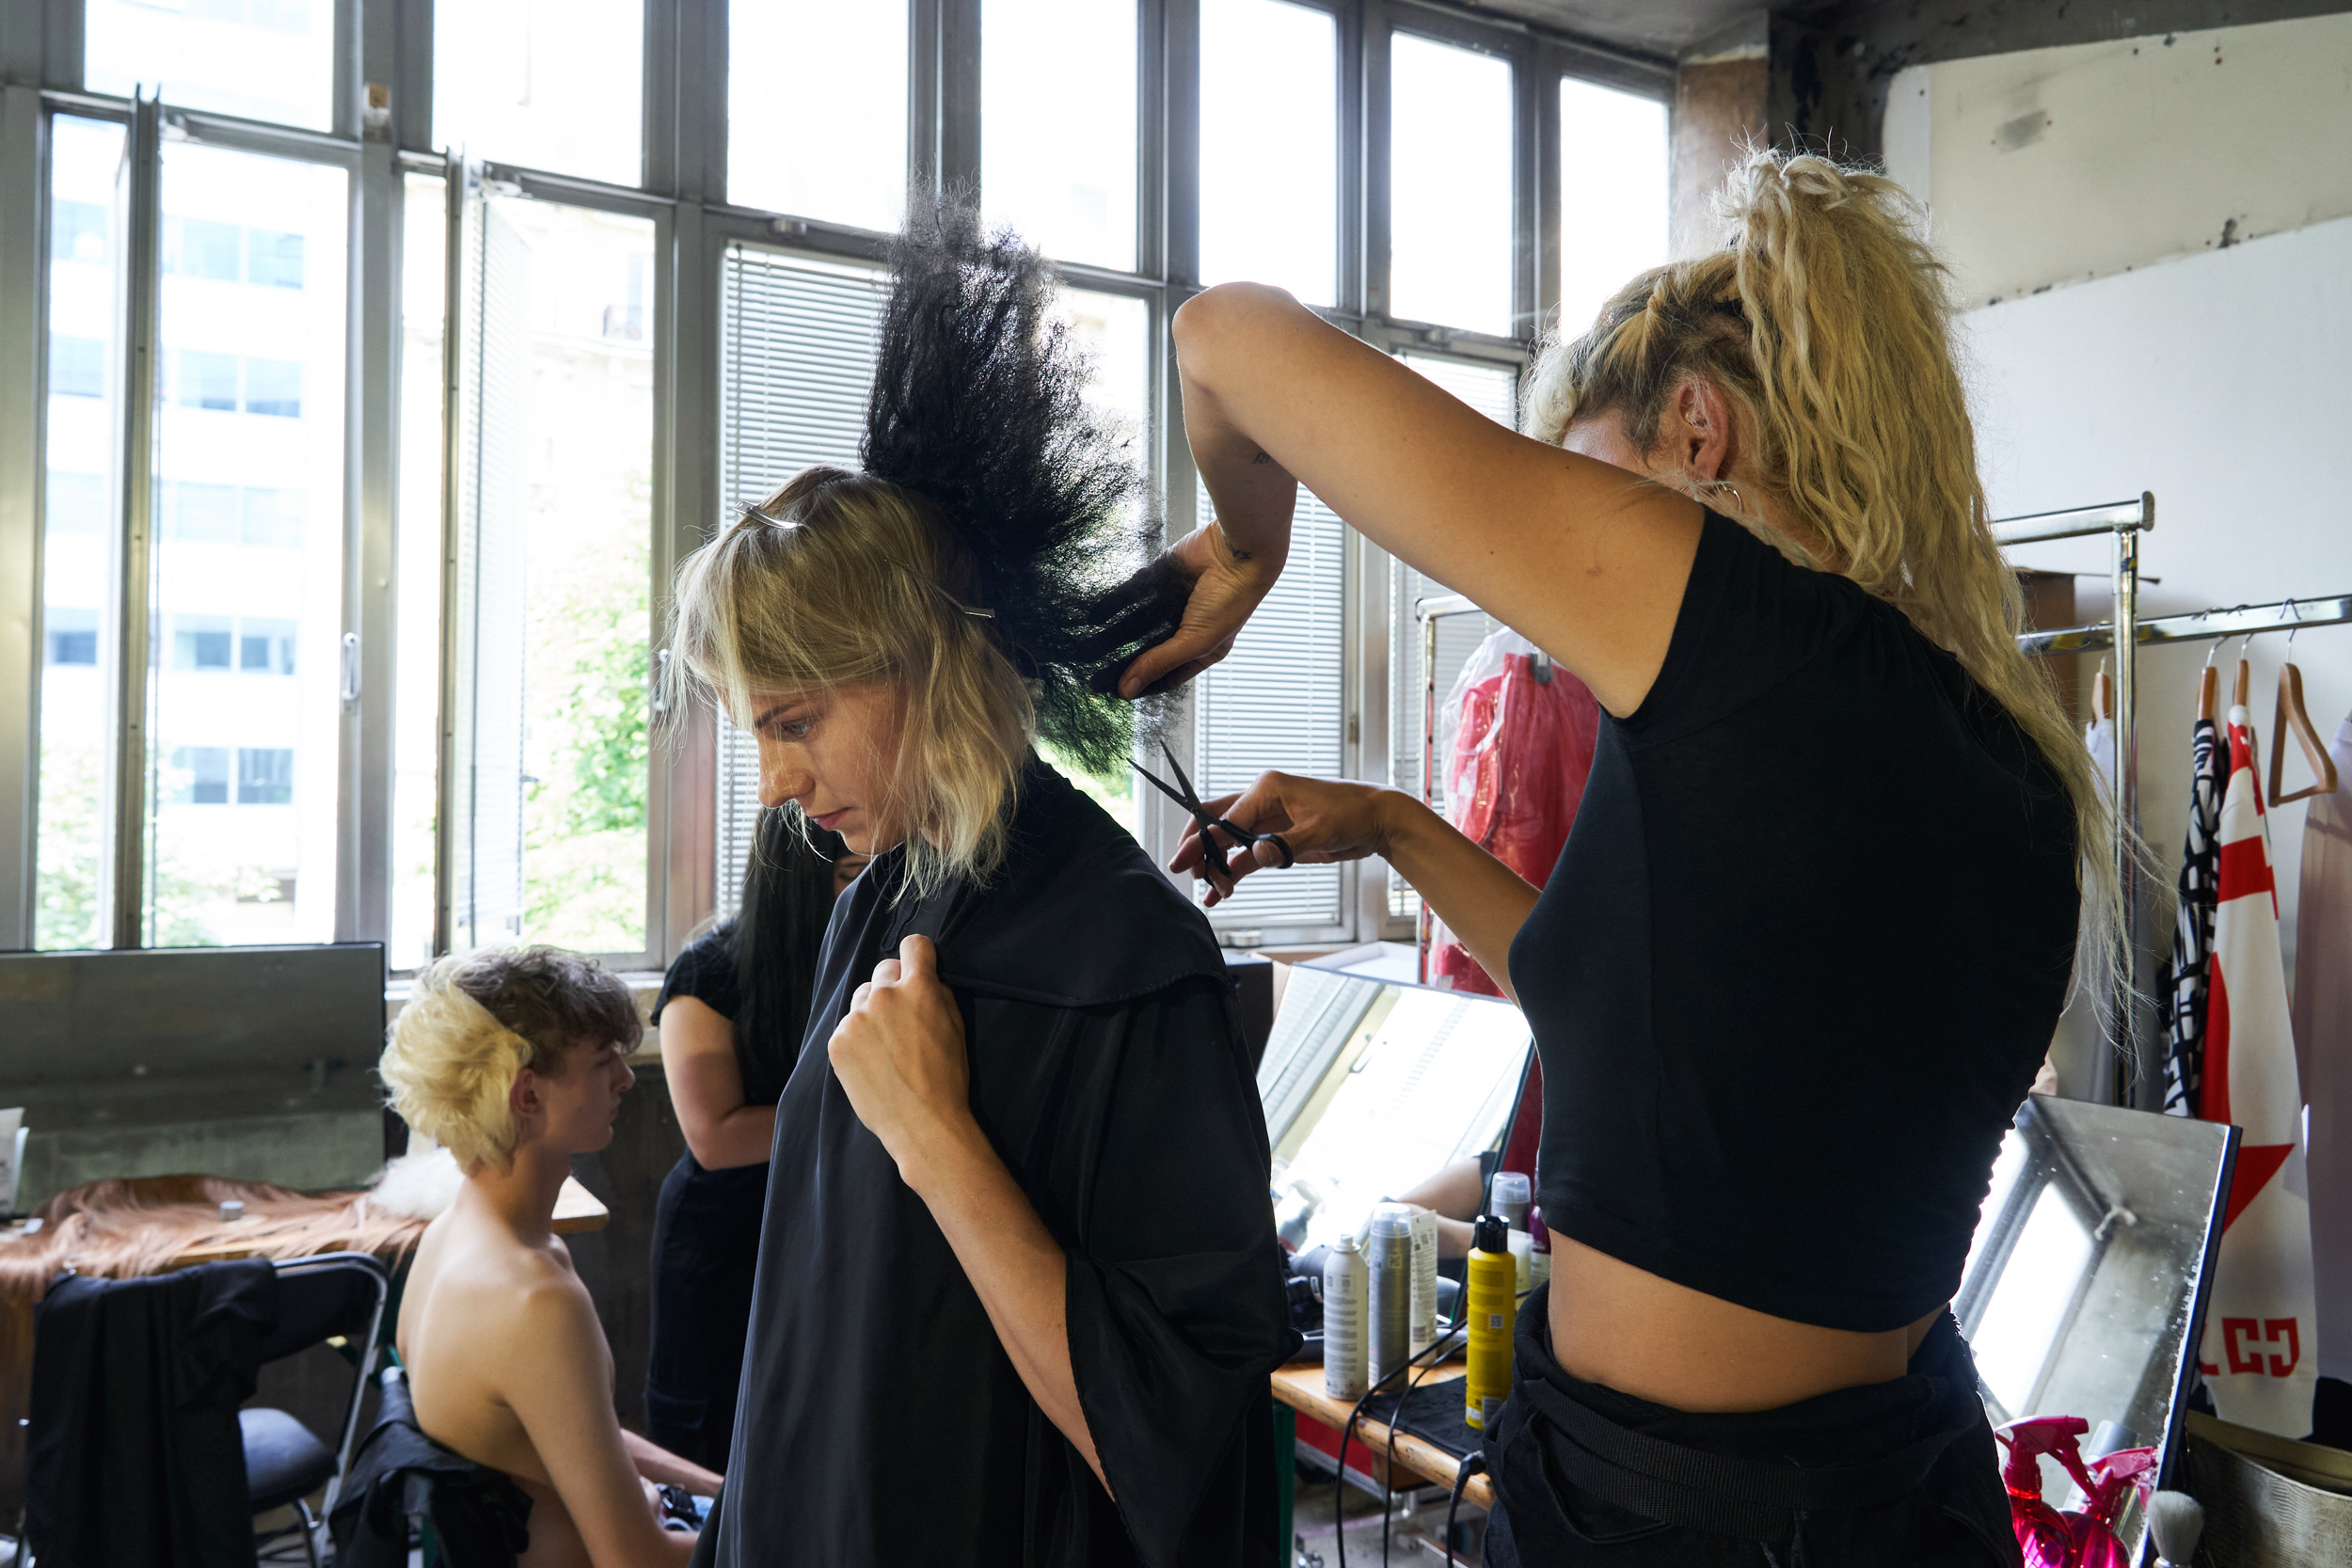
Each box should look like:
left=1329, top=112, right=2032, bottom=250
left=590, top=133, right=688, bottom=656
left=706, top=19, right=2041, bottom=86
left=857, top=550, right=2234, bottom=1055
left=689, top=765, right=1296, bottom=1568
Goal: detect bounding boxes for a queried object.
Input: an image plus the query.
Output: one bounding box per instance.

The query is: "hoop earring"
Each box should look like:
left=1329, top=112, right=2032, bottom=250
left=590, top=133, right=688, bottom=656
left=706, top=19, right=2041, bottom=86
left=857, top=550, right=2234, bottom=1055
left=1712, top=481, right=1747, bottom=516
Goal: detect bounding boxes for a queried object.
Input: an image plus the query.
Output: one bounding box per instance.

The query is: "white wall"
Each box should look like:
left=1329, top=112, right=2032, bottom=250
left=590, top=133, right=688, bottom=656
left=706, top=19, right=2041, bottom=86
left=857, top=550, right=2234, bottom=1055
left=1958, top=214, right=2352, bottom=1001
left=1883, top=12, right=2352, bottom=306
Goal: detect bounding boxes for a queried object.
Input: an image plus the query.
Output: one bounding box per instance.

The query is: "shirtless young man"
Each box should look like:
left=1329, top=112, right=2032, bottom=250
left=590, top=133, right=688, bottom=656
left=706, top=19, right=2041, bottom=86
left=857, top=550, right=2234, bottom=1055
left=382, top=945, right=723, bottom=1568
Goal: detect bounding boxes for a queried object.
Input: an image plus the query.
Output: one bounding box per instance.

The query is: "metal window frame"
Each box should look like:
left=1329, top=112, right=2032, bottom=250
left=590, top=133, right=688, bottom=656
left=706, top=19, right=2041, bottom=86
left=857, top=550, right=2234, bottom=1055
left=2, top=0, right=1673, bottom=962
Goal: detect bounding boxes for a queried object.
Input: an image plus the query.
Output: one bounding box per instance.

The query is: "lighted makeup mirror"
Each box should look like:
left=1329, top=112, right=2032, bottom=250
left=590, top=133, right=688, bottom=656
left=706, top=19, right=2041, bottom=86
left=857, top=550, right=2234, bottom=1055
left=1959, top=1094, right=2237, bottom=1557
left=1259, top=965, right=1533, bottom=1256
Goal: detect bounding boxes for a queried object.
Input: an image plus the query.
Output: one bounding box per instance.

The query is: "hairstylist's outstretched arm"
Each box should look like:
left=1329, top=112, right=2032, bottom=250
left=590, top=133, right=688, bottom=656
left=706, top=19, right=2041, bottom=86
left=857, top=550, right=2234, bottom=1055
left=1120, top=282, right=1704, bottom=715
left=1174, top=772, right=1539, bottom=999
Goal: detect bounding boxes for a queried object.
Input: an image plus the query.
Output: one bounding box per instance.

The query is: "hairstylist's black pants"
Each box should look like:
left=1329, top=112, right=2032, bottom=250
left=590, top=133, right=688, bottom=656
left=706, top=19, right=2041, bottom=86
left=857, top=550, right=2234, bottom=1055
left=1480, top=1284, right=2020, bottom=1567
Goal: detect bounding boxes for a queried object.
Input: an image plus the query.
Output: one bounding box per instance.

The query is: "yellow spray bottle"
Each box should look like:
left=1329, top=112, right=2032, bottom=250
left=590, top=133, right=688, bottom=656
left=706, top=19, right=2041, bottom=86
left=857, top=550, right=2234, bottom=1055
left=1465, top=1213, right=1516, bottom=1431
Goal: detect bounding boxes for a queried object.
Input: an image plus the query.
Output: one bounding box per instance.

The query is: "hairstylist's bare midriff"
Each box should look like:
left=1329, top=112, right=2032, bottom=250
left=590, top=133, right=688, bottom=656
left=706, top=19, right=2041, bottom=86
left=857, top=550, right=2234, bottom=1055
left=1548, top=1237, right=1942, bottom=1413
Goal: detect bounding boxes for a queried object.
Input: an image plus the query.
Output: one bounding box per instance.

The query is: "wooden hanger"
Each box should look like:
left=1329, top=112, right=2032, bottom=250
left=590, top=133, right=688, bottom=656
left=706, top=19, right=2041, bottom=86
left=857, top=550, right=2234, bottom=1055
left=2233, top=633, right=2253, bottom=711
left=2091, top=657, right=2112, bottom=724
left=2269, top=622, right=2340, bottom=804
left=2197, top=645, right=2218, bottom=723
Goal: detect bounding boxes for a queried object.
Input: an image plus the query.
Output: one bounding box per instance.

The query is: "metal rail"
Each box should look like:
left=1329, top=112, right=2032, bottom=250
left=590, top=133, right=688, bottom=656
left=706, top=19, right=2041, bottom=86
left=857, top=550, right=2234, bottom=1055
left=2021, top=594, right=2352, bottom=657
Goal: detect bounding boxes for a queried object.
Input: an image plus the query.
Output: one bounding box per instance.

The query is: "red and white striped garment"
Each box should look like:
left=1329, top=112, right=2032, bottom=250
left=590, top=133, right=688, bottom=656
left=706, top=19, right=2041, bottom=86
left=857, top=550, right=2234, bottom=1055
left=2197, top=705, right=2320, bottom=1436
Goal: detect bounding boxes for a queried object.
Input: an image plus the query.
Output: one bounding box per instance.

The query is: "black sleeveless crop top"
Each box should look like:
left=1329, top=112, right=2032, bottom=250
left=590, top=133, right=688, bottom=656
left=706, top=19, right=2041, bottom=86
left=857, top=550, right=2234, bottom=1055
left=1508, top=514, right=2079, bottom=1333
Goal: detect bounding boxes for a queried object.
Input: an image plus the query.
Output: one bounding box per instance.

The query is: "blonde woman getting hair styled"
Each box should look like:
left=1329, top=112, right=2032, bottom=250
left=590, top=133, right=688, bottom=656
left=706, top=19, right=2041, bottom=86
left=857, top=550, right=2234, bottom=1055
left=1116, top=149, right=2088, bottom=1565
left=672, top=196, right=1293, bottom=1568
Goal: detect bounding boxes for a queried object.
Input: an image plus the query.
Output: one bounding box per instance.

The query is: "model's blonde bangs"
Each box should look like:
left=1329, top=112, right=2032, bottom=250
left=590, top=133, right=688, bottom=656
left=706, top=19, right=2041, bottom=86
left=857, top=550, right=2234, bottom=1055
left=669, top=467, right=1034, bottom=895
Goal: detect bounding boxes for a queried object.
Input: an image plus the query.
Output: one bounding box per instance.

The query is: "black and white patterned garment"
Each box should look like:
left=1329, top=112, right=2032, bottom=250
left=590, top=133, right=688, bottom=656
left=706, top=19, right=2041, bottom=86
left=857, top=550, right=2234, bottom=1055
left=2163, top=715, right=2225, bottom=1116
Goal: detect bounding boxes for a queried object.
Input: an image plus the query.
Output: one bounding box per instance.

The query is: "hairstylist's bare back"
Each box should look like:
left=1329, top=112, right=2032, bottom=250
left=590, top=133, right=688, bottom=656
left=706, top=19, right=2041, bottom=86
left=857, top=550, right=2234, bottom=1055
left=1168, top=284, right=1705, bottom=717
left=400, top=1190, right=693, bottom=1568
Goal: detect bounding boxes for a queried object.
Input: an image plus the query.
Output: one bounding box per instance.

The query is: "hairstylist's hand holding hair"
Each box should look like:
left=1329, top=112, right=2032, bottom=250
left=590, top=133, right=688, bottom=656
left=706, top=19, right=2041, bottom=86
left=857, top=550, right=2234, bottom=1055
left=828, top=936, right=1113, bottom=1494
left=1176, top=773, right=1544, bottom=1003
left=1116, top=517, right=1286, bottom=696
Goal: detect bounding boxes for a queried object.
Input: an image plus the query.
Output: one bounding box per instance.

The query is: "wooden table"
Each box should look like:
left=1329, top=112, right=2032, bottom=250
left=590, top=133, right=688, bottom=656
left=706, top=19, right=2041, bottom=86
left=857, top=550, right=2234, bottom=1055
left=165, top=1175, right=611, bottom=1264
left=1271, top=1358, right=1497, bottom=1509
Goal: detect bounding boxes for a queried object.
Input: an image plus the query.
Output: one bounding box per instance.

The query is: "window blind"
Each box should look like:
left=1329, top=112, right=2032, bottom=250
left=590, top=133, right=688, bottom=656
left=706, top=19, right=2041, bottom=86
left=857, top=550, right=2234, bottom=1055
left=712, top=245, right=889, bottom=915
left=1192, top=484, right=1348, bottom=934
left=1387, top=354, right=1517, bottom=920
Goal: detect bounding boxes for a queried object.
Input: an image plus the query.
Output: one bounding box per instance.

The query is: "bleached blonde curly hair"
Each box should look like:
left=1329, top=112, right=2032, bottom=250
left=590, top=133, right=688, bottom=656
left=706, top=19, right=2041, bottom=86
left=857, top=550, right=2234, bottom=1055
left=379, top=945, right=641, bottom=1171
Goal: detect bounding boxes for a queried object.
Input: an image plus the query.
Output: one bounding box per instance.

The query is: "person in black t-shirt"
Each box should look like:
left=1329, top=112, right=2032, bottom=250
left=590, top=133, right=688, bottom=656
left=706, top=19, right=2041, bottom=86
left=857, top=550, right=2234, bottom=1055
left=644, top=812, right=862, bottom=1471
left=1115, top=150, right=2106, bottom=1565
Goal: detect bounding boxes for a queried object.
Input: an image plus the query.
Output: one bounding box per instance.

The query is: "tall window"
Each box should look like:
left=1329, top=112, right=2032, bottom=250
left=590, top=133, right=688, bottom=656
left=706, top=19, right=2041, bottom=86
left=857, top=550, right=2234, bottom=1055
left=445, top=192, right=657, bottom=956
left=1200, top=0, right=1338, bottom=305
left=1558, top=78, right=1670, bottom=335
left=146, top=143, right=347, bottom=946
left=35, top=118, right=126, bottom=951
left=983, top=0, right=1137, bottom=269
left=8, top=0, right=1668, bottom=961
left=729, top=1, right=910, bottom=231
left=1389, top=34, right=1515, bottom=336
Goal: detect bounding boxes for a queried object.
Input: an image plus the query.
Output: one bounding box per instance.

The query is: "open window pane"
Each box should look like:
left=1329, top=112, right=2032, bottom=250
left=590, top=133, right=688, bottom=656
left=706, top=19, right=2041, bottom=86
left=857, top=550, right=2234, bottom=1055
left=448, top=196, right=657, bottom=956
left=1389, top=33, right=1513, bottom=336
left=729, top=0, right=908, bottom=231
left=86, top=0, right=335, bottom=132
left=1558, top=78, right=1669, bottom=337
left=1200, top=0, right=1337, bottom=306
left=148, top=142, right=348, bottom=946
left=36, top=118, right=127, bottom=951
left=983, top=0, right=1136, bottom=270
left=435, top=0, right=644, bottom=186
left=391, top=174, right=450, bottom=972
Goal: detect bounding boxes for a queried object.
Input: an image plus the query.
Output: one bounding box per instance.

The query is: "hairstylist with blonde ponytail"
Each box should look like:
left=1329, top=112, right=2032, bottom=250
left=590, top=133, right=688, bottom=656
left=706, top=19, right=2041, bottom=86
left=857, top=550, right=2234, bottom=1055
left=1122, top=150, right=2091, bottom=1564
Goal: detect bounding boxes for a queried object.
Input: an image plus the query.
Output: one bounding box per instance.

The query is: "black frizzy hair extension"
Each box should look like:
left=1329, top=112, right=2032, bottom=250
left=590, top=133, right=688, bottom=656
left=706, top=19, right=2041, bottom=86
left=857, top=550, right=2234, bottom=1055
left=861, top=192, right=1188, bottom=775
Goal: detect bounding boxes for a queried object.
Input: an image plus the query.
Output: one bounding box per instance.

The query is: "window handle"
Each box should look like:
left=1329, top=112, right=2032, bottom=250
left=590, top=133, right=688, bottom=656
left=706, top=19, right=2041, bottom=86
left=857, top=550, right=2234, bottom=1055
left=652, top=647, right=670, bottom=715
left=341, top=631, right=360, bottom=705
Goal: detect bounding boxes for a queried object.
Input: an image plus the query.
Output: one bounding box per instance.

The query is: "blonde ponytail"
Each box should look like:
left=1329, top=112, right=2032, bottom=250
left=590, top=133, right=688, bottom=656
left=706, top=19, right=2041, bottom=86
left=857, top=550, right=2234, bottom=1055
left=1524, top=147, right=2123, bottom=998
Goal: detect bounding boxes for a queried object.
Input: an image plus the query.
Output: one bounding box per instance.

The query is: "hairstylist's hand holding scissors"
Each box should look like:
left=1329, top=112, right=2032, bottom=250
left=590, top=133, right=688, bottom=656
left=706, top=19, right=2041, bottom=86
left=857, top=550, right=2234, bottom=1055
left=1168, top=774, right=1406, bottom=907
left=1174, top=773, right=1541, bottom=1001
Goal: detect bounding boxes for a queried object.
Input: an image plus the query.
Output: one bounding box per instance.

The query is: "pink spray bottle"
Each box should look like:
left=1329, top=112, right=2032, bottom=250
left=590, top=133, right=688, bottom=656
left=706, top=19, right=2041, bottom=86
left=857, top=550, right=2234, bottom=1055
left=1994, top=1417, right=2159, bottom=1568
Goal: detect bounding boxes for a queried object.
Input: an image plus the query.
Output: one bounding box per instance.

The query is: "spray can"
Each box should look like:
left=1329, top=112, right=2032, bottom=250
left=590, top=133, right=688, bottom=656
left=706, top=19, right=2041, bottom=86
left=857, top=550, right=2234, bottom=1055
left=1408, top=1209, right=1439, bottom=1356
left=1490, top=1170, right=1532, bottom=1233
left=1529, top=1205, right=1553, bottom=1291
left=1323, top=1234, right=1368, bottom=1401
left=1466, top=1213, right=1516, bottom=1431
left=1367, top=1202, right=1414, bottom=1386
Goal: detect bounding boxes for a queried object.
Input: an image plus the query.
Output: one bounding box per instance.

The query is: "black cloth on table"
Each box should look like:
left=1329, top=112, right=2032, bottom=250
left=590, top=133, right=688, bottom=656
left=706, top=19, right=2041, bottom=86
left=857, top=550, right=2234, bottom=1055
left=24, top=1259, right=278, bottom=1568
left=693, top=760, right=1298, bottom=1568
left=327, top=1369, right=533, bottom=1568
left=646, top=926, right=783, bottom=1468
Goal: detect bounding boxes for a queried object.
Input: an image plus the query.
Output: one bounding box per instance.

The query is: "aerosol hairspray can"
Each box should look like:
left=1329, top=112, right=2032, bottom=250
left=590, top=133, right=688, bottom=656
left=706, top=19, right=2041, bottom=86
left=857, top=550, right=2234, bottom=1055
left=1367, top=1203, right=1414, bottom=1386
left=1408, top=1209, right=1439, bottom=1356
left=1489, top=1170, right=1532, bottom=1234
left=1466, top=1214, right=1516, bottom=1431
left=1322, top=1235, right=1368, bottom=1402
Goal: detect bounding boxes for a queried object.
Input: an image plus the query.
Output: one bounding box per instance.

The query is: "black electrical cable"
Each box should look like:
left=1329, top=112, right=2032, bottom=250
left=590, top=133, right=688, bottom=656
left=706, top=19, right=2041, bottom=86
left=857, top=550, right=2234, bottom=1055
left=1332, top=1321, right=1463, bottom=1567
left=1443, top=1454, right=1488, bottom=1567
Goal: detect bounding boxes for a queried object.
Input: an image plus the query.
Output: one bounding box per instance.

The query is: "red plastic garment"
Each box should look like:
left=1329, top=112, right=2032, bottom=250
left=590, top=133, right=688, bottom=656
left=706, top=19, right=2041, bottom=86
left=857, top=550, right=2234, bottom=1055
left=1431, top=650, right=1602, bottom=995
left=1994, top=1417, right=2158, bottom=1568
